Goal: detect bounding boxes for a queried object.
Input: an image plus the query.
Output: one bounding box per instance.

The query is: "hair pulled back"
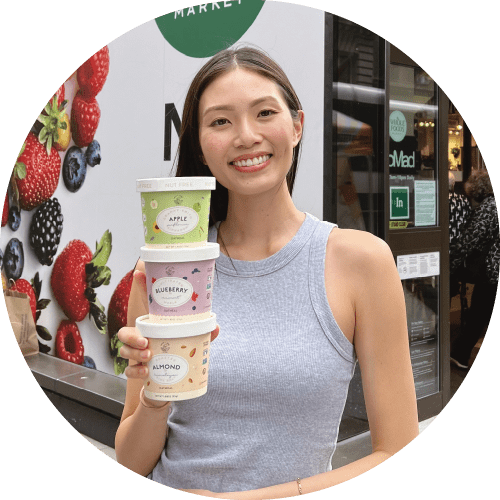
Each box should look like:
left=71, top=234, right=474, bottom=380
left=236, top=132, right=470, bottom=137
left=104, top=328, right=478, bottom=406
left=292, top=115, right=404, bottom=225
left=174, top=46, right=303, bottom=225
left=465, top=169, right=494, bottom=203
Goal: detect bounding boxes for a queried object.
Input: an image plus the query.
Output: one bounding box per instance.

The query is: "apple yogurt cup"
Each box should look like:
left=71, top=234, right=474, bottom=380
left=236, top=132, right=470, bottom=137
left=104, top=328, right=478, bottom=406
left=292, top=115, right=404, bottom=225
left=137, top=176, right=216, bottom=248
left=136, top=313, right=217, bottom=401
left=141, top=243, right=219, bottom=323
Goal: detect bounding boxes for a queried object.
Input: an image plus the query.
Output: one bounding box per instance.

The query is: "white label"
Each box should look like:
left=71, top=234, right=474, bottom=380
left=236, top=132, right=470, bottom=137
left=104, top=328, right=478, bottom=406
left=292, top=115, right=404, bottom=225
left=397, top=252, right=440, bottom=280
left=152, top=277, right=193, bottom=307
left=414, top=180, right=436, bottom=226
left=156, top=206, right=199, bottom=235
left=149, top=354, right=189, bottom=385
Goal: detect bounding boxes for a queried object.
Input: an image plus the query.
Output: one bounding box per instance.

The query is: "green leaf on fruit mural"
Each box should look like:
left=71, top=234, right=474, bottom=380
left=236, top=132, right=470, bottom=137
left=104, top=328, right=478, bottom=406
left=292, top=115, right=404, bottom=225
left=155, top=0, right=266, bottom=58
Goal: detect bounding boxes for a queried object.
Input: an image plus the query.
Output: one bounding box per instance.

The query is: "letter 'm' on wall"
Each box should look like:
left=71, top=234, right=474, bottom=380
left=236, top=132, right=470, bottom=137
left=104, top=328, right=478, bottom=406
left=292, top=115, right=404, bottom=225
left=165, top=103, right=181, bottom=161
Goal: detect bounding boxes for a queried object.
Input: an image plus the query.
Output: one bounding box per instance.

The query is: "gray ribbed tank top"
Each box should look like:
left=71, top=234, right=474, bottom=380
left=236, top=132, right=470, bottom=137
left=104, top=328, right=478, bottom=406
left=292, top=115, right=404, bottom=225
left=150, top=213, right=356, bottom=492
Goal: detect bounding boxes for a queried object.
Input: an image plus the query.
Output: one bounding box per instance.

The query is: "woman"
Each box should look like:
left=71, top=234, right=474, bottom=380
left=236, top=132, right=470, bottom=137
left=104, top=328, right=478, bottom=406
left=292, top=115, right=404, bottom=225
left=450, top=168, right=499, bottom=369
left=115, top=47, right=419, bottom=498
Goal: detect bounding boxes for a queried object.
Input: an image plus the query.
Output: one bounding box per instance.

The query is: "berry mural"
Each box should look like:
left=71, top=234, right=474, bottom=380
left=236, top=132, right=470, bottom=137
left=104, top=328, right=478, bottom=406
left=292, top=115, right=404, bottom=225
left=1, top=7, right=325, bottom=378
left=1, top=43, right=137, bottom=376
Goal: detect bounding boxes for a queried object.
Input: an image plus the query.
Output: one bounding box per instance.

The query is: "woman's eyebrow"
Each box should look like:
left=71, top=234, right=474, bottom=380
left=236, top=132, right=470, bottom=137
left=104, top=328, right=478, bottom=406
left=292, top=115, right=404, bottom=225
left=249, top=96, right=280, bottom=107
left=202, top=96, right=281, bottom=117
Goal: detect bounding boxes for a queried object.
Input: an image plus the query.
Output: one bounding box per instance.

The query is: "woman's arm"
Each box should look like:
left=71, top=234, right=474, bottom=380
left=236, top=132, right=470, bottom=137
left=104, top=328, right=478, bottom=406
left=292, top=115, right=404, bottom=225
left=114, top=262, right=220, bottom=476
left=114, top=261, right=170, bottom=476
left=189, top=230, right=419, bottom=499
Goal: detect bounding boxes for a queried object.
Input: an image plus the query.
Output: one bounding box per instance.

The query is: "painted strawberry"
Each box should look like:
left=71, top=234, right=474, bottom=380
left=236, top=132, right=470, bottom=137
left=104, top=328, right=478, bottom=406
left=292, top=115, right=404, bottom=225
left=77, top=46, right=110, bottom=97
left=13, top=133, right=61, bottom=211
left=51, top=230, right=112, bottom=334
left=10, top=272, right=52, bottom=353
left=71, top=91, right=100, bottom=148
left=34, top=93, right=70, bottom=153
left=2, top=192, right=8, bottom=227
left=107, top=269, right=134, bottom=374
left=47, top=84, right=65, bottom=111
left=55, top=320, right=84, bottom=365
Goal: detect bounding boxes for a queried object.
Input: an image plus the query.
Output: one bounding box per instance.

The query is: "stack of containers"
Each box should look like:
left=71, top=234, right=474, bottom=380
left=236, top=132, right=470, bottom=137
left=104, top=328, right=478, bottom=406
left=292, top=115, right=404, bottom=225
left=136, top=177, right=219, bottom=401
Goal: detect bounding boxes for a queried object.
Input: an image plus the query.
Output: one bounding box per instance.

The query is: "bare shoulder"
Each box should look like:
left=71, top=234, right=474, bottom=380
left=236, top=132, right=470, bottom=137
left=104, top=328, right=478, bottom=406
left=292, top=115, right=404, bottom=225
left=323, top=228, right=398, bottom=343
left=326, top=227, right=394, bottom=276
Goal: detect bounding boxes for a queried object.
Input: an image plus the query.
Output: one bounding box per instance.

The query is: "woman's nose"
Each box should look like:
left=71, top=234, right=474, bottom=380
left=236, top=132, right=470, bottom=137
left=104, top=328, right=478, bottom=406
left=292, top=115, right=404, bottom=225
left=234, top=119, right=261, bottom=148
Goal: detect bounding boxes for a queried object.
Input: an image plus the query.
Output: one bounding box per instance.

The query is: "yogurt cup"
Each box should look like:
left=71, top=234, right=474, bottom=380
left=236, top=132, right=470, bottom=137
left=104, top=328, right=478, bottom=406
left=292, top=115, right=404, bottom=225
left=136, top=314, right=217, bottom=401
left=137, top=177, right=216, bottom=248
left=141, top=243, right=219, bottom=323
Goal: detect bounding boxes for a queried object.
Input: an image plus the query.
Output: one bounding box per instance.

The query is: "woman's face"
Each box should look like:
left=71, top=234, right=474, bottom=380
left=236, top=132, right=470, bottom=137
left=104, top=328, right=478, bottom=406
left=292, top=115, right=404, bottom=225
left=198, top=68, right=303, bottom=197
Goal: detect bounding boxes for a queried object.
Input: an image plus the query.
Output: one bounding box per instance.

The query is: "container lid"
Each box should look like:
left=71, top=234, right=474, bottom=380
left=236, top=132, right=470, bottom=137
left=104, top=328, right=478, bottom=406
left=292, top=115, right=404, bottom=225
left=136, top=313, right=217, bottom=339
left=140, top=242, right=219, bottom=263
left=136, top=177, right=216, bottom=192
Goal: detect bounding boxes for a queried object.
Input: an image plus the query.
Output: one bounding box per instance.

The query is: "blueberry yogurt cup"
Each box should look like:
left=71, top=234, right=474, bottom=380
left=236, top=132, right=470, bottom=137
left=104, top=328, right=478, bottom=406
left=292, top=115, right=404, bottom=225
left=141, top=243, right=219, bottom=323
left=137, top=177, right=216, bottom=248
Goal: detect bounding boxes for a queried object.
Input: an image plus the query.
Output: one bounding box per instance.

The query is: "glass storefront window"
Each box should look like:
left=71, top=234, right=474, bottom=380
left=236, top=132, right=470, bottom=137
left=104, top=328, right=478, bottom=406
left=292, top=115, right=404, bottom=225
left=329, top=22, right=444, bottom=442
left=389, top=64, right=439, bottom=229
left=330, top=17, right=386, bottom=440
left=402, top=274, right=440, bottom=399
left=332, top=17, right=385, bottom=238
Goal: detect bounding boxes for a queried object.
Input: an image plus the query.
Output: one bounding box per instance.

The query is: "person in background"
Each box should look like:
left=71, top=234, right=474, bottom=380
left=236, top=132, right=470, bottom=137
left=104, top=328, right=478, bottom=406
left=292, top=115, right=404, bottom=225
left=448, top=171, right=471, bottom=299
left=450, top=169, right=499, bottom=369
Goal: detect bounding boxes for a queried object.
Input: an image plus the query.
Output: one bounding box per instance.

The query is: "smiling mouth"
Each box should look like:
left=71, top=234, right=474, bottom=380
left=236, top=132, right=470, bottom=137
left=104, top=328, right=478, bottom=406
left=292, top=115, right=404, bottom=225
left=230, top=154, right=272, bottom=167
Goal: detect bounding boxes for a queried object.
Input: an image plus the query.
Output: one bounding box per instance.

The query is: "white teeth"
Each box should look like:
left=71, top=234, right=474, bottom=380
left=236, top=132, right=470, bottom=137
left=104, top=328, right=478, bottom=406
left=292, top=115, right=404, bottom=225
left=233, top=155, right=270, bottom=167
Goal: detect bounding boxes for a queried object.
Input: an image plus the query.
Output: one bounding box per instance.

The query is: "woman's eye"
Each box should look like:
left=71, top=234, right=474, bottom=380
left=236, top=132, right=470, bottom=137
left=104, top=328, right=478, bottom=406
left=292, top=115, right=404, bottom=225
left=211, top=118, right=229, bottom=127
left=259, top=109, right=276, bottom=117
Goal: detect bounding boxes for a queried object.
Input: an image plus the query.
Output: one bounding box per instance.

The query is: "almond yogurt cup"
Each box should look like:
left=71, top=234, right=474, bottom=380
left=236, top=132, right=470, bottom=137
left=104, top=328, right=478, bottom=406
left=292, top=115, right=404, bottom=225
left=137, top=177, right=216, bottom=248
left=141, top=243, right=219, bottom=323
left=136, top=313, right=217, bottom=401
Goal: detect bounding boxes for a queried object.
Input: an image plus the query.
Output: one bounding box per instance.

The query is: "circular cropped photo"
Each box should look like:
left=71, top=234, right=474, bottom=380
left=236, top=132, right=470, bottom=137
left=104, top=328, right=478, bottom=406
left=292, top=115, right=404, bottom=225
left=2, top=1, right=497, bottom=498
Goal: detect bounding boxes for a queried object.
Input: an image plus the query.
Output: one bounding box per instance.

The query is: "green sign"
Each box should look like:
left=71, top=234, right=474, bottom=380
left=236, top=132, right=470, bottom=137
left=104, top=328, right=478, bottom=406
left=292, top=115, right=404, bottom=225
left=156, top=0, right=266, bottom=58
left=390, top=186, right=410, bottom=220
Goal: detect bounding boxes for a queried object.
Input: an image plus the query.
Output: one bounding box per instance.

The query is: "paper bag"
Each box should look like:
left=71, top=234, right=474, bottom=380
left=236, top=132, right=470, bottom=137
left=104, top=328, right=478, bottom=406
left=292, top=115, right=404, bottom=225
left=4, top=289, right=39, bottom=357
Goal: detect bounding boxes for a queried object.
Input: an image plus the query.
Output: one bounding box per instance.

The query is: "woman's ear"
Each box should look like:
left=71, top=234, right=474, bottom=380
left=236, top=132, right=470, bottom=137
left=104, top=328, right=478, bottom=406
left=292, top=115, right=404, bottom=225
left=292, top=110, right=304, bottom=147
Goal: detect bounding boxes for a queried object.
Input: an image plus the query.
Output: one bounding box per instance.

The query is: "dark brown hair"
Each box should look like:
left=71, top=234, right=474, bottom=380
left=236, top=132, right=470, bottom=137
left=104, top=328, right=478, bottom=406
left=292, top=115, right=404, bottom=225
left=465, top=169, right=494, bottom=203
left=173, top=46, right=303, bottom=225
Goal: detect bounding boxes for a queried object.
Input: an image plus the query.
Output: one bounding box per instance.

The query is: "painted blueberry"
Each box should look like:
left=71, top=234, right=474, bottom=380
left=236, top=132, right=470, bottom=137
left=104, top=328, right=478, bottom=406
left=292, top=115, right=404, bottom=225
left=8, top=206, right=21, bottom=231
left=4, top=238, right=24, bottom=281
left=83, top=356, right=96, bottom=369
left=63, top=146, right=87, bottom=192
left=86, top=140, right=101, bottom=167
left=192, top=268, right=200, bottom=274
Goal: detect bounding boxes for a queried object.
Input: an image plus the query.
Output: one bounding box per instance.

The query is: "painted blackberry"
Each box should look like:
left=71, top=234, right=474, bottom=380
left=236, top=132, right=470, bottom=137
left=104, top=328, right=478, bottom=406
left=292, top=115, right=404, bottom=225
left=29, top=198, right=64, bottom=265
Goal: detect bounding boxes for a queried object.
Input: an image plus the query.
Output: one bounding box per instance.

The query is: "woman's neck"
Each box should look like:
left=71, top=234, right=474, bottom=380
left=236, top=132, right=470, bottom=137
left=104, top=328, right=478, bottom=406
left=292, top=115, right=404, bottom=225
left=218, top=181, right=305, bottom=261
